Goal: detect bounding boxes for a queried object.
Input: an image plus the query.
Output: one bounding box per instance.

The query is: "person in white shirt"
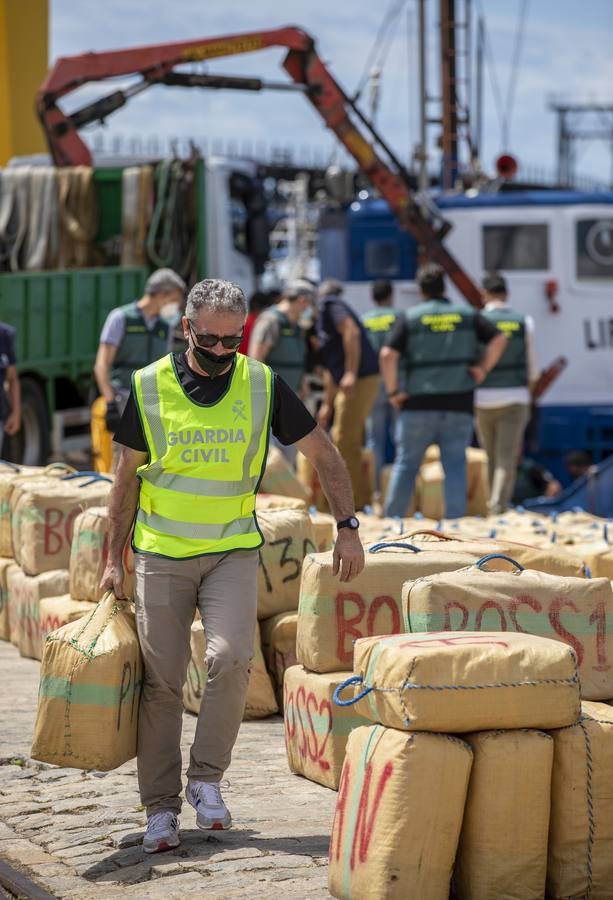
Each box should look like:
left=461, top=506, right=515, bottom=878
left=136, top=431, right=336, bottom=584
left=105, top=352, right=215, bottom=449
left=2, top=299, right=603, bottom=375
left=474, top=272, right=538, bottom=514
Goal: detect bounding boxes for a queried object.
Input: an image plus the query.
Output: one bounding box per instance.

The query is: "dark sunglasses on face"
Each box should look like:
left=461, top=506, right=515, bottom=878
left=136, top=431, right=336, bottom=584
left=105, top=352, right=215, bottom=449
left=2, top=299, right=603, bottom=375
left=188, top=321, right=243, bottom=350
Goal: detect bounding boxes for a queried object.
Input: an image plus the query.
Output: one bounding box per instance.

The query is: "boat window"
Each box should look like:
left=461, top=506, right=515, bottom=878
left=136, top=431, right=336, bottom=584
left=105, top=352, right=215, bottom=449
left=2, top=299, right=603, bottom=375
left=576, top=218, right=613, bottom=280
left=364, top=239, right=400, bottom=277
left=482, top=224, right=549, bottom=271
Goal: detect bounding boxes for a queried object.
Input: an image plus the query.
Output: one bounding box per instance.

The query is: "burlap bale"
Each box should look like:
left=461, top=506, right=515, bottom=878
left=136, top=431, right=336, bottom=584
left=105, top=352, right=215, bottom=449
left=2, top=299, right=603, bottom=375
left=328, top=724, right=473, bottom=900
left=568, top=542, right=613, bottom=580
left=0, top=557, right=16, bottom=641
left=405, top=563, right=613, bottom=700
left=284, top=666, right=370, bottom=791
left=255, top=492, right=307, bottom=511
left=31, top=592, right=142, bottom=771
left=547, top=701, right=613, bottom=900
left=401, top=529, right=587, bottom=577
left=69, top=507, right=134, bottom=602
left=418, top=460, right=445, bottom=519
left=12, top=474, right=113, bottom=576
left=260, top=611, right=298, bottom=706
left=183, top=619, right=278, bottom=720
left=0, top=463, right=76, bottom=558
left=454, top=729, right=553, bottom=900
left=296, top=546, right=479, bottom=673
left=259, top=447, right=309, bottom=501
left=7, top=567, right=69, bottom=660
left=466, top=447, right=489, bottom=516
left=349, top=631, right=581, bottom=732
left=39, top=595, right=93, bottom=644
left=256, top=508, right=316, bottom=619
left=309, top=512, right=336, bottom=552
left=296, top=449, right=374, bottom=513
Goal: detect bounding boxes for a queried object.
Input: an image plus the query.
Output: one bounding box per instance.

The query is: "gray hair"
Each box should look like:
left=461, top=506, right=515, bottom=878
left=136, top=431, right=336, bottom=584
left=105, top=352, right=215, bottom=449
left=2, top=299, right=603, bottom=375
left=145, top=268, right=186, bottom=296
left=284, top=279, right=316, bottom=302
left=318, top=277, right=343, bottom=298
left=185, top=279, right=248, bottom=320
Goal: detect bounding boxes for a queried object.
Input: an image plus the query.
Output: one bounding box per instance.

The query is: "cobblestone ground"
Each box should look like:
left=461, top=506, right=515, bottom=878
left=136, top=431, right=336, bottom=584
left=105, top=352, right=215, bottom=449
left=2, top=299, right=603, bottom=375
left=0, top=641, right=335, bottom=899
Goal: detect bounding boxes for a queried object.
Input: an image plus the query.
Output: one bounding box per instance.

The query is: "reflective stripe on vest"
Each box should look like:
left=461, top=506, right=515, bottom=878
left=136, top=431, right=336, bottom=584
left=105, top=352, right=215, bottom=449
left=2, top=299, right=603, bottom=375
left=481, top=307, right=528, bottom=388
left=132, top=353, right=273, bottom=558
left=404, top=300, right=478, bottom=395
left=112, top=303, right=170, bottom=391
left=265, top=309, right=306, bottom=393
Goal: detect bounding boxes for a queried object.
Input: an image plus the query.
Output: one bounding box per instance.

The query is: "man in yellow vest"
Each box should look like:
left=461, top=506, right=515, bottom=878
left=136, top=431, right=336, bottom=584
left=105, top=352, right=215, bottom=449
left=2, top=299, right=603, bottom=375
left=101, top=278, right=364, bottom=854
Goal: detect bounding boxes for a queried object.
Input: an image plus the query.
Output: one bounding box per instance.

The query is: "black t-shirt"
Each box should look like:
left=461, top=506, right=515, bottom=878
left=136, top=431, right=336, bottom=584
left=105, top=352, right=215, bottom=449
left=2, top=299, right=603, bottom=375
left=384, top=303, right=499, bottom=413
left=316, top=296, right=379, bottom=384
left=114, top=353, right=317, bottom=452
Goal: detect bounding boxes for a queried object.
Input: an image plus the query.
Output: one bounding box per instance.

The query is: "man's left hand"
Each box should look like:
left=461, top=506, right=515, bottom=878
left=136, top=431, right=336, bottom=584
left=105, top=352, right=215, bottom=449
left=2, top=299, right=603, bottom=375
left=468, top=365, right=486, bottom=385
left=339, top=371, right=356, bottom=396
left=332, top=529, right=364, bottom=583
left=4, top=411, right=20, bottom=436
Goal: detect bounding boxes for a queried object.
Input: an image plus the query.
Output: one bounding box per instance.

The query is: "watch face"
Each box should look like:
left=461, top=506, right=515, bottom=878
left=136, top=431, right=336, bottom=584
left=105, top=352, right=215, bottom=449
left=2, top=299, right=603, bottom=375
left=349, top=516, right=360, bottom=529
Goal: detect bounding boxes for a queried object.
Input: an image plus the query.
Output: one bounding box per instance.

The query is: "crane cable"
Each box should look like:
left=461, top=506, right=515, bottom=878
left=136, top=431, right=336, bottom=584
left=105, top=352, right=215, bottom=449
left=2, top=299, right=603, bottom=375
left=353, top=0, right=408, bottom=103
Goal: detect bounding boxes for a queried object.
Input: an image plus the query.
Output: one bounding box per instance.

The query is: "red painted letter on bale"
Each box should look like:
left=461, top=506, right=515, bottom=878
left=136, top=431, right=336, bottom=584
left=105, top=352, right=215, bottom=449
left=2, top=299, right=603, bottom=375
left=366, top=595, right=401, bottom=638
left=44, top=508, right=63, bottom=555
left=350, top=760, right=394, bottom=870
left=549, top=596, right=584, bottom=667
left=330, top=762, right=351, bottom=862
left=336, top=593, right=365, bottom=667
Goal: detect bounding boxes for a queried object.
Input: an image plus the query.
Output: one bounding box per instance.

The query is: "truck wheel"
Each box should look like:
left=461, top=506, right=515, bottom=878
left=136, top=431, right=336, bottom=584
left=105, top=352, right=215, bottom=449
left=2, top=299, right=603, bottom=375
left=2, top=378, right=50, bottom=466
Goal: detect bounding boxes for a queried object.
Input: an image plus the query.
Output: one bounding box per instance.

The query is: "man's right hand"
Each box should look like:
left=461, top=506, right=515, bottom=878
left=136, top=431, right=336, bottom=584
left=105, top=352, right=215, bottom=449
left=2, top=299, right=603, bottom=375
left=389, top=391, right=409, bottom=411
left=105, top=399, right=122, bottom=433
left=100, top=559, right=126, bottom=599
left=317, top=402, right=333, bottom=430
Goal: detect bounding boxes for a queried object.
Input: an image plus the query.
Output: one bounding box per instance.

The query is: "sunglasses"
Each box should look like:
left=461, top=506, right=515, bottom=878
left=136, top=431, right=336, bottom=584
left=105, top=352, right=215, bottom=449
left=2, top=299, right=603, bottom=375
left=188, top=321, right=243, bottom=350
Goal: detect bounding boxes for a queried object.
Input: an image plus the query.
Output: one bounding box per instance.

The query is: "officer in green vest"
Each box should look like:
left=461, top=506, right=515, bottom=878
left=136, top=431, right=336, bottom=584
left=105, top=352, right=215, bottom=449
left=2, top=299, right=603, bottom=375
left=475, top=272, right=538, bottom=513
left=361, top=280, right=398, bottom=496
left=101, top=278, right=364, bottom=855
left=380, top=263, right=507, bottom=518
left=248, top=279, right=314, bottom=393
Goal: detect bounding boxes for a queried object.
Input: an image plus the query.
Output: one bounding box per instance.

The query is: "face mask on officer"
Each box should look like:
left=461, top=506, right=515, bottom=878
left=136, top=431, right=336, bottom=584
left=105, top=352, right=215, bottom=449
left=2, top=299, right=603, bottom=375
left=187, top=321, right=242, bottom=378
left=160, top=302, right=182, bottom=326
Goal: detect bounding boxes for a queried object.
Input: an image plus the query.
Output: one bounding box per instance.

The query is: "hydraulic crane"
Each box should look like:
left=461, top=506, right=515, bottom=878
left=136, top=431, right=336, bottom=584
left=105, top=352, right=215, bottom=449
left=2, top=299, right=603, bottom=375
left=36, top=25, right=483, bottom=306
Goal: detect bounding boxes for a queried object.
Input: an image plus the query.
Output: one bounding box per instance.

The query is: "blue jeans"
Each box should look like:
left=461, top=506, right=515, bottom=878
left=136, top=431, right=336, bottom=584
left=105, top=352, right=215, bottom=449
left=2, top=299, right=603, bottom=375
left=365, top=383, right=394, bottom=491
left=384, top=409, right=474, bottom=519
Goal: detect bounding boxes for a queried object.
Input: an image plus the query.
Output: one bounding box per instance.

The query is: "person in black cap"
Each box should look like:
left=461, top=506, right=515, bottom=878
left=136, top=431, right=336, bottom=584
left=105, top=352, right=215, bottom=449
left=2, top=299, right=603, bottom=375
left=474, top=272, right=538, bottom=513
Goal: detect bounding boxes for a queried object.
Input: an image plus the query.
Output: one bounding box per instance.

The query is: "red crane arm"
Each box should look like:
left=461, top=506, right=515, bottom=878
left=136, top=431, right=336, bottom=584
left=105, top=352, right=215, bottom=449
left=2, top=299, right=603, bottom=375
left=37, top=26, right=482, bottom=306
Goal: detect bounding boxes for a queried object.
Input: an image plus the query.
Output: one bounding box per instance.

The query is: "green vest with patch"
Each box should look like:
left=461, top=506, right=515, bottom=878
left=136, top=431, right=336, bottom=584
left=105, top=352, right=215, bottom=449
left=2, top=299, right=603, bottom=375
left=111, top=303, right=170, bottom=391
left=404, top=299, right=478, bottom=395
left=265, top=309, right=306, bottom=393
left=361, top=308, right=398, bottom=353
left=481, top=307, right=528, bottom=388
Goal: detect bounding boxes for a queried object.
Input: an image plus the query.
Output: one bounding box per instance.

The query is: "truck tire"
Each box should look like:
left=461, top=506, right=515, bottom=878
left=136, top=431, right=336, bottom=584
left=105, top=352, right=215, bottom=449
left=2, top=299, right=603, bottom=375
left=2, top=378, right=50, bottom=466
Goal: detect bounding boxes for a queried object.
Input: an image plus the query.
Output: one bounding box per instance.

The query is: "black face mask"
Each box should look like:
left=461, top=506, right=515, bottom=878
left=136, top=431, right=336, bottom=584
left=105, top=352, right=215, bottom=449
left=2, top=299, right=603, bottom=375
left=190, top=342, right=236, bottom=378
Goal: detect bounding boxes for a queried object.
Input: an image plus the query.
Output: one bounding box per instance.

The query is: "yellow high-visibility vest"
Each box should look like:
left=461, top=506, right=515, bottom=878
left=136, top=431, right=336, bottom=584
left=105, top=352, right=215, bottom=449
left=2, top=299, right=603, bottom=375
left=132, top=353, right=273, bottom=559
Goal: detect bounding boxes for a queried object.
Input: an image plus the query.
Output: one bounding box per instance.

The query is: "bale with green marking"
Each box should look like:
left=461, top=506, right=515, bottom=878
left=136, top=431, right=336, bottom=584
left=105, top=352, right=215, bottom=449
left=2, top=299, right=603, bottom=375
left=31, top=591, right=143, bottom=771
left=404, top=563, right=613, bottom=700
left=7, top=566, right=69, bottom=659
left=183, top=618, right=278, bottom=720
left=69, top=507, right=134, bottom=603
left=39, top=595, right=94, bottom=645
left=0, top=557, right=18, bottom=641
left=296, top=546, right=479, bottom=673
left=11, top=475, right=113, bottom=577
left=328, top=724, right=473, bottom=900
left=347, top=631, right=581, bottom=733
left=256, top=508, right=316, bottom=619
left=283, top=666, right=370, bottom=791
left=260, top=611, right=298, bottom=706
left=547, top=701, right=613, bottom=900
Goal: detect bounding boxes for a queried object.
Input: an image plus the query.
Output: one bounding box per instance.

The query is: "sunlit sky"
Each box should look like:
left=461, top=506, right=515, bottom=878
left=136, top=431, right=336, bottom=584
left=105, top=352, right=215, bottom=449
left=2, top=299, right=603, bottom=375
left=50, top=0, right=613, bottom=184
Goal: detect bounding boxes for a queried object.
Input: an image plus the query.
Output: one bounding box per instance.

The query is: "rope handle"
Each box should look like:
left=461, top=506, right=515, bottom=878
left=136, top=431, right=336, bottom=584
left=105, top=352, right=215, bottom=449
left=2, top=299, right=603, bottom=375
left=61, top=471, right=113, bottom=487
left=476, top=554, right=524, bottom=572
left=0, top=459, right=21, bottom=472
left=333, top=675, right=373, bottom=707
left=43, top=462, right=77, bottom=475
left=402, top=529, right=453, bottom=541
left=368, top=541, right=421, bottom=554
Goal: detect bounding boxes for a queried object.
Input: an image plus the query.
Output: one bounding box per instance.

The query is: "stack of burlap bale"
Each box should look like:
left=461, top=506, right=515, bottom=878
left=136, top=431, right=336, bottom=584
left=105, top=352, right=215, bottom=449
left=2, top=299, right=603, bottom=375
left=284, top=526, right=589, bottom=792
left=322, top=543, right=613, bottom=898
left=0, top=464, right=113, bottom=660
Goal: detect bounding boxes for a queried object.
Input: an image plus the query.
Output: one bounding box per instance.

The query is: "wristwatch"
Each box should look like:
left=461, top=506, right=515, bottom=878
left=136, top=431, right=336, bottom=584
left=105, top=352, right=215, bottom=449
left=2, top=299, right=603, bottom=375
left=337, top=516, right=360, bottom=531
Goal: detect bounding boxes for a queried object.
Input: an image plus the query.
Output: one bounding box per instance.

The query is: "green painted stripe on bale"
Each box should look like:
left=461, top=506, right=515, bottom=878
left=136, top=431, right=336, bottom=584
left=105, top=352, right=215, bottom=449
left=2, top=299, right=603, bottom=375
left=408, top=610, right=602, bottom=634
left=297, top=593, right=333, bottom=616
left=39, top=676, right=140, bottom=706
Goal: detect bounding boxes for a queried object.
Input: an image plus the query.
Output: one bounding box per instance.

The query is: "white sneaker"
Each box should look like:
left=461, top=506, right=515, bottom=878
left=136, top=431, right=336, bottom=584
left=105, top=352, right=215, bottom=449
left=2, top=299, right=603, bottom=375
left=186, top=779, right=232, bottom=831
left=143, top=810, right=180, bottom=854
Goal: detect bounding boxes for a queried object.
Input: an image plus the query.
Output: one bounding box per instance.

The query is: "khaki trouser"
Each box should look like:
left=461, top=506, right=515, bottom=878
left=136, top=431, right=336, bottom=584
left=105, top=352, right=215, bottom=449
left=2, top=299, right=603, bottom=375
left=332, top=374, right=380, bottom=510
left=475, top=403, right=531, bottom=514
left=134, top=549, right=258, bottom=815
